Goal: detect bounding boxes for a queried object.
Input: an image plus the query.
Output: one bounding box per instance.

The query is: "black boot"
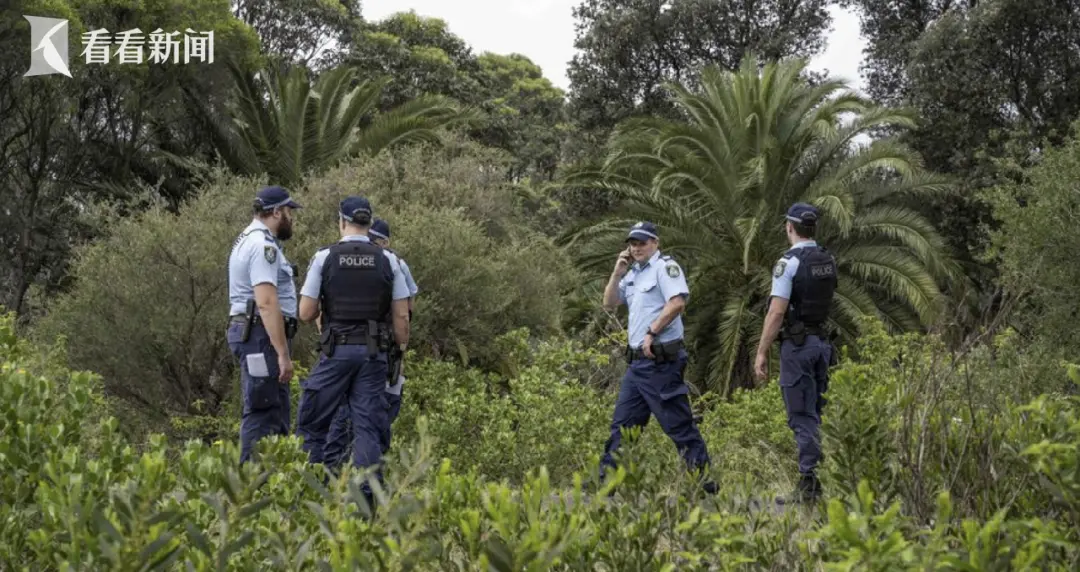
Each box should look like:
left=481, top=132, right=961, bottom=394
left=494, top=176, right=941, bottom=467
left=775, top=473, right=822, bottom=506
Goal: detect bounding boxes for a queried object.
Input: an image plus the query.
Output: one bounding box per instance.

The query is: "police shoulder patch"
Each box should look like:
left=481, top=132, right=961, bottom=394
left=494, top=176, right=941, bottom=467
left=773, top=260, right=787, bottom=278
left=666, top=263, right=681, bottom=278
left=264, top=245, right=277, bottom=264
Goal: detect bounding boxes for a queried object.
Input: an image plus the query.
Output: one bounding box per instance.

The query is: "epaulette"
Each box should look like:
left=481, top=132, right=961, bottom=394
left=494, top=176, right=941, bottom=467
left=661, top=255, right=682, bottom=278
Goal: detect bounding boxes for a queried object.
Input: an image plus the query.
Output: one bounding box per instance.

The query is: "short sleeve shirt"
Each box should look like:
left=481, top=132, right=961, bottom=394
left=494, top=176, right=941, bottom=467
left=617, top=250, right=689, bottom=348
left=227, top=219, right=298, bottom=318
left=770, top=240, right=817, bottom=300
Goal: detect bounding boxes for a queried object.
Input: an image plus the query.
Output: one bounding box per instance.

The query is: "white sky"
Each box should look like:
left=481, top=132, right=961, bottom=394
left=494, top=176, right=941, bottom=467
left=361, top=1, right=868, bottom=95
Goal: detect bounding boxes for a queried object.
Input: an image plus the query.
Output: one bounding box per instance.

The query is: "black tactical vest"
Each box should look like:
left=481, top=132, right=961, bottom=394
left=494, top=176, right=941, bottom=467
left=784, top=245, right=838, bottom=327
left=319, top=240, right=393, bottom=333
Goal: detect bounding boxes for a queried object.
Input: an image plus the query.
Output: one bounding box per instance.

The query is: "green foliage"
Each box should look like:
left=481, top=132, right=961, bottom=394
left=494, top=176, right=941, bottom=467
left=821, top=319, right=1076, bottom=524
left=564, top=55, right=960, bottom=395
left=985, top=122, right=1080, bottom=355
left=343, top=11, right=567, bottom=182
left=0, top=0, right=262, bottom=319
left=844, top=0, right=1080, bottom=334
left=4, top=309, right=1080, bottom=569
left=232, top=0, right=361, bottom=69
left=200, top=61, right=472, bottom=188
left=566, top=0, right=833, bottom=149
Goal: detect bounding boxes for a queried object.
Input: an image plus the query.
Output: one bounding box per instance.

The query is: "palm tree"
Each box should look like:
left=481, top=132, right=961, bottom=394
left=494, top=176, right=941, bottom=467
left=187, top=61, right=474, bottom=188
left=559, top=55, right=962, bottom=395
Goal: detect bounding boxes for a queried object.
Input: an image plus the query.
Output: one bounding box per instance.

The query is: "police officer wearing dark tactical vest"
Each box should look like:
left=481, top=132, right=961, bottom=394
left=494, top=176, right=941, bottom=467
left=295, top=197, right=411, bottom=490
left=754, top=202, right=838, bottom=505
left=321, top=217, right=418, bottom=470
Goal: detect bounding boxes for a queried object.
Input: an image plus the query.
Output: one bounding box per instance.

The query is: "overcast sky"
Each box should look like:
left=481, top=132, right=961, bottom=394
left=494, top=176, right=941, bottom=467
left=361, top=1, right=868, bottom=94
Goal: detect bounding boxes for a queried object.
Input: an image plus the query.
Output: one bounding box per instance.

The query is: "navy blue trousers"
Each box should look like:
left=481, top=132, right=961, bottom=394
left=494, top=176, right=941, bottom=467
left=779, top=335, right=832, bottom=475
left=295, top=344, right=389, bottom=473
left=324, top=383, right=404, bottom=467
left=226, top=321, right=292, bottom=463
left=601, top=350, right=710, bottom=477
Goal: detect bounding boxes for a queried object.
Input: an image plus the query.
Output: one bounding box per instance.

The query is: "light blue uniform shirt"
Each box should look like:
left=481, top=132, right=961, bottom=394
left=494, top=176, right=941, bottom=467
left=770, top=240, right=817, bottom=300
left=300, top=235, right=411, bottom=301
left=618, top=250, right=689, bottom=348
left=227, top=218, right=298, bottom=318
left=398, top=257, right=419, bottom=297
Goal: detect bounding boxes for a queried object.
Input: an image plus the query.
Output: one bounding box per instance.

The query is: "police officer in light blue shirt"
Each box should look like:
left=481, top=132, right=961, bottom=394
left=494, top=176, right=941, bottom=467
left=754, top=202, right=838, bottom=505
left=599, top=221, right=715, bottom=494
left=226, top=185, right=302, bottom=464
left=294, top=197, right=410, bottom=503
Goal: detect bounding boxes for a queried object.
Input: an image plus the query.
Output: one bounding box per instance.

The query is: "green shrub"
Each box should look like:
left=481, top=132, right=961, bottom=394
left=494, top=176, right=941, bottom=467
left=821, top=318, right=1078, bottom=524
left=985, top=121, right=1080, bottom=357
left=6, top=308, right=1080, bottom=570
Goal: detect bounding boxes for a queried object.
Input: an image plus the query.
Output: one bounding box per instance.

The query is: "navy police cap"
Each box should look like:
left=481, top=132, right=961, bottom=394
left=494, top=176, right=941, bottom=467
left=626, top=221, right=659, bottom=242
left=785, top=202, right=819, bottom=225
left=339, top=196, right=372, bottom=223
left=370, top=218, right=391, bottom=240
left=255, top=185, right=302, bottom=210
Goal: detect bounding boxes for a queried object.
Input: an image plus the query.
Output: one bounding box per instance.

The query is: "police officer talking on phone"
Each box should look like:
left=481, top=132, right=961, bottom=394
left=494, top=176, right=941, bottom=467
left=322, top=217, right=417, bottom=467
left=226, top=185, right=302, bottom=464
left=599, top=221, right=716, bottom=494
left=295, top=197, right=410, bottom=498
left=753, top=202, right=838, bottom=505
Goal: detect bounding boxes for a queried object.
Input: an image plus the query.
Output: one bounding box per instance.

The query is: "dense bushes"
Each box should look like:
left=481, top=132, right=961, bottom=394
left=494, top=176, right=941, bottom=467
left=4, top=309, right=1079, bottom=569
left=986, top=121, right=1080, bottom=356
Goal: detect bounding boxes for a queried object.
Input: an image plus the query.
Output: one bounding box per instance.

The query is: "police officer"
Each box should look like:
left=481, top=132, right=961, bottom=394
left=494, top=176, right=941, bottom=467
left=226, top=185, right=302, bottom=464
left=295, top=197, right=410, bottom=487
left=753, top=202, right=838, bottom=505
left=599, top=221, right=716, bottom=493
left=322, top=217, right=418, bottom=466
left=369, top=218, right=417, bottom=430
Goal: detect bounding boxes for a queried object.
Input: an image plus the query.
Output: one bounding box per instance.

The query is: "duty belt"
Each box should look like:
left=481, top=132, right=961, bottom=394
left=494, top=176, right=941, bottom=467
left=229, top=313, right=299, bottom=339
left=780, top=324, right=827, bottom=339
left=319, top=320, right=391, bottom=358
left=626, top=339, right=685, bottom=363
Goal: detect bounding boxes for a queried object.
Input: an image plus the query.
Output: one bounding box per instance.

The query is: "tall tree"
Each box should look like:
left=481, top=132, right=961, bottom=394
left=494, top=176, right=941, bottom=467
left=565, top=0, right=833, bottom=152
left=838, top=0, right=963, bottom=107
left=231, top=0, right=362, bottom=70
left=343, top=11, right=482, bottom=112
left=473, top=53, right=568, bottom=182
left=0, top=0, right=261, bottom=320
left=845, top=0, right=1080, bottom=334
left=342, top=12, right=568, bottom=182
left=562, top=56, right=960, bottom=394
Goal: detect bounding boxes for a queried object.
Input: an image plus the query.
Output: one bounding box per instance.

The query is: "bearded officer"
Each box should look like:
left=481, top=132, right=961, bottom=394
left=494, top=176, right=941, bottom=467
left=754, top=202, right=838, bottom=505
left=226, top=185, right=301, bottom=464
left=599, top=221, right=716, bottom=494
left=295, top=197, right=410, bottom=493
left=322, top=217, right=417, bottom=467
